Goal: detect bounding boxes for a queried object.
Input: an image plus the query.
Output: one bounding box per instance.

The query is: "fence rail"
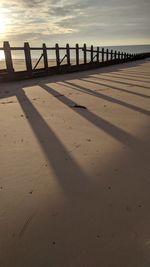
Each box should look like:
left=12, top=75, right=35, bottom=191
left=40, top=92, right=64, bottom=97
left=0, top=41, right=150, bottom=82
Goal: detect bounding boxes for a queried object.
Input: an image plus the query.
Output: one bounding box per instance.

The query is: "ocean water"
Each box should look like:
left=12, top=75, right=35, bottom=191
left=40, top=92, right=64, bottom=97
left=104, top=44, right=150, bottom=54
left=0, top=44, right=150, bottom=72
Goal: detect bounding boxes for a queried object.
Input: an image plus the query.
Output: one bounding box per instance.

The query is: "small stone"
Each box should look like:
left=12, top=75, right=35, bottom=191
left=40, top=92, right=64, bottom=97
left=29, top=190, right=33, bottom=194
left=0, top=186, right=3, bottom=190
left=73, top=104, right=87, bottom=109
left=52, top=241, right=56, bottom=245
left=97, top=234, right=100, bottom=239
left=20, top=114, right=24, bottom=117
left=87, top=138, right=91, bottom=142
left=108, top=186, right=111, bottom=190
left=138, top=204, right=142, bottom=208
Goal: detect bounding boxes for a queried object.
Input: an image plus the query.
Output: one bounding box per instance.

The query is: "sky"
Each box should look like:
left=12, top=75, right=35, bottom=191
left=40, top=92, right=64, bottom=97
left=0, top=0, right=150, bottom=47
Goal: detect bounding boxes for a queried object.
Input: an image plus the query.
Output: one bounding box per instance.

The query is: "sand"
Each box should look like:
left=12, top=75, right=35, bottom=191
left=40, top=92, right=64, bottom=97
left=0, top=58, right=150, bottom=267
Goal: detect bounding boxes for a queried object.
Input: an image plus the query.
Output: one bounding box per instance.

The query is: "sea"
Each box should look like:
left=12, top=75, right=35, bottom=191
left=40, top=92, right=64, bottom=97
left=0, top=44, right=150, bottom=72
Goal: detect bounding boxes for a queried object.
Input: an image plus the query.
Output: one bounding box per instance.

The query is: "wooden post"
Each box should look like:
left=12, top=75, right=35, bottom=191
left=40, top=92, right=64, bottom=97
left=66, top=43, right=71, bottom=65
left=96, top=46, right=99, bottom=62
left=76, top=44, right=79, bottom=65
left=118, top=51, right=120, bottom=60
left=111, top=50, right=113, bottom=60
left=43, top=43, right=48, bottom=70
left=24, top=42, right=32, bottom=74
left=55, top=43, right=60, bottom=67
left=106, top=49, right=109, bottom=61
left=102, top=48, right=104, bottom=62
left=83, top=43, right=87, bottom=64
left=91, top=45, right=94, bottom=62
left=114, top=50, right=117, bottom=60
left=121, top=52, right=123, bottom=59
left=3, top=41, right=14, bottom=73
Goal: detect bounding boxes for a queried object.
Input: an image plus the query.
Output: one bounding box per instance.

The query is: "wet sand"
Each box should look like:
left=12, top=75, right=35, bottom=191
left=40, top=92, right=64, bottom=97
left=0, top=58, right=150, bottom=267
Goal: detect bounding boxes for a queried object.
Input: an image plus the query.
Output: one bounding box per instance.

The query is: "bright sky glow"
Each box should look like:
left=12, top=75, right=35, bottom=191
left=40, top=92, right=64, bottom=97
left=0, top=51, right=4, bottom=60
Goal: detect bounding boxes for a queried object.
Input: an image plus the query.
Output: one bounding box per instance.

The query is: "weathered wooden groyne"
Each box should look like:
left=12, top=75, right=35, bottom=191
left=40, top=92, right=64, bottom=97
left=0, top=41, right=150, bottom=82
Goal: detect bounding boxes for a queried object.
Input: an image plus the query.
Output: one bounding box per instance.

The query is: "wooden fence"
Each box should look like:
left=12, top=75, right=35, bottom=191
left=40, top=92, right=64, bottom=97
left=0, top=41, right=150, bottom=82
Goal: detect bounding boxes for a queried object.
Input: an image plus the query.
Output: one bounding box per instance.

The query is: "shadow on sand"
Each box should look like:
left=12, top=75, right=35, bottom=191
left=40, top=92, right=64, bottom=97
left=0, top=58, right=150, bottom=267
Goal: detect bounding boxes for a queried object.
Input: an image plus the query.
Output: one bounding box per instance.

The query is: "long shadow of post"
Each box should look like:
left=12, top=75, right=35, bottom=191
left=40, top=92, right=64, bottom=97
left=90, top=74, right=150, bottom=90
left=40, top=83, right=142, bottom=148
left=64, top=80, right=150, bottom=116
left=16, top=88, right=91, bottom=197
left=63, top=78, right=150, bottom=100
left=100, top=72, right=150, bottom=83
left=82, top=77, right=150, bottom=99
left=121, top=69, right=150, bottom=76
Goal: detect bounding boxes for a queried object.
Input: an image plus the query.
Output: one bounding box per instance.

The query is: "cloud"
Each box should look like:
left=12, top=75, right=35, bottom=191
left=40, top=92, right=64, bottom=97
left=0, top=0, right=150, bottom=45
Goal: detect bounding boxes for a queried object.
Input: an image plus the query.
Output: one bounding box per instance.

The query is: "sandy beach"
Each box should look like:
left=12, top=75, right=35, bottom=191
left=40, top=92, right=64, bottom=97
left=0, top=58, right=150, bottom=267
